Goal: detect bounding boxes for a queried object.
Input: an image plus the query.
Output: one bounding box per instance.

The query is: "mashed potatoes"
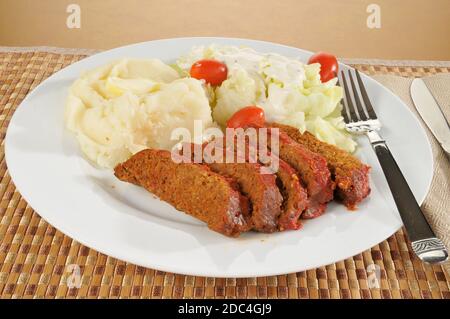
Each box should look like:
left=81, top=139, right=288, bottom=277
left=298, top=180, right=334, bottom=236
left=65, top=58, right=215, bottom=168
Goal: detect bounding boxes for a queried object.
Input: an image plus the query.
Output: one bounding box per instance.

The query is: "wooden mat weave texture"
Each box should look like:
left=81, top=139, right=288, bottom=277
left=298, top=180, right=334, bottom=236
left=0, top=51, right=449, bottom=299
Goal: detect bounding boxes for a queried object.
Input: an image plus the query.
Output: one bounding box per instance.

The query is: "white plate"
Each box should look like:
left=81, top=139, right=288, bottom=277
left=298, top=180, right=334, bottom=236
left=5, top=37, right=433, bottom=277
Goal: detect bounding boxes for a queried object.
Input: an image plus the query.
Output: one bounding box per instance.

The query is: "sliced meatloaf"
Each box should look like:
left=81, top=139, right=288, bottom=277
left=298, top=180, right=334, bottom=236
left=208, top=161, right=282, bottom=233
left=210, top=137, right=308, bottom=230
left=269, top=123, right=371, bottom=209
left=189, top=140, right=283, bottom=233
left=114, top=149, right=251, bottom=237
left=275, top=159, right=309, bottom=230
left=262, top=127, right=335, bottom=218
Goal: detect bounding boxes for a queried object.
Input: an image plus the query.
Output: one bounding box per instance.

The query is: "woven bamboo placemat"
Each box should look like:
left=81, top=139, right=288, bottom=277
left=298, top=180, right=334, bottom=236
left=0, top=50, right=449, bottom=299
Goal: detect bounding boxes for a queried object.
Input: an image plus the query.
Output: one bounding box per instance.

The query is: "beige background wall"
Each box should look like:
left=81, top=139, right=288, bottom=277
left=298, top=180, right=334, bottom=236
left=0, top=0, right=449, bottom=60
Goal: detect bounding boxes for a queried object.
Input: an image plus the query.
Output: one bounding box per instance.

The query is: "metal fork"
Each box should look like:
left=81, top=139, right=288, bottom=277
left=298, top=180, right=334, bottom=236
left=339, top=69, right=448, bottom=264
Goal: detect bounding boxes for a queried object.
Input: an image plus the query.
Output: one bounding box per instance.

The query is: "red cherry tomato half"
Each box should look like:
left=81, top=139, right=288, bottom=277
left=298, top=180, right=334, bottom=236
left=226, top=106, right=266, bottom=128
left=307, top=52, right=338, bottom=83
left=190, top=59, right=228, bottom=86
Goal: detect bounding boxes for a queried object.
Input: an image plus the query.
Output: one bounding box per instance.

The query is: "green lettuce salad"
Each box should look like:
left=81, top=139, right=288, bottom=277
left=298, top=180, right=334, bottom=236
left=176, top=45, right=356, bottom=153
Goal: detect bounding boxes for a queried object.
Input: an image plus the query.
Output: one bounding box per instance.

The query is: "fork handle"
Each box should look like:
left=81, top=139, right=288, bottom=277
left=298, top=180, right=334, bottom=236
left=371, top=139, right=448, bottom=264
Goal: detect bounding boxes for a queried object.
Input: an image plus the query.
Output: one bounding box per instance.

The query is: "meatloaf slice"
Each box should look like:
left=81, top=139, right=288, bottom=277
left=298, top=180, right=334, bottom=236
left=208, top=137, right=308, bottom=231
left=276, top=159, right=308, bottom=230
left=207, top=161, right=283, bottom=233
left=191, top=139, right=283, bottom=233
left=114, top=149, right=251, bottom=237
left=263, top=127, right=335, bottom=219
left=269, top=123, right=371, bottom=209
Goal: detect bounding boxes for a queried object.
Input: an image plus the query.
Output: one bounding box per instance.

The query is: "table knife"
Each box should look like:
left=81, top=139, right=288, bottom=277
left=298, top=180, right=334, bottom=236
left=410, top=78, right=450, bottom=157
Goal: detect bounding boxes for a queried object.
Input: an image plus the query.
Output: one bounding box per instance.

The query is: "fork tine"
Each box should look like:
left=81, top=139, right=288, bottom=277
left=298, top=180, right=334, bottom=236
left=339, top=71, right=359, bottom=122
left=336, top=77, right=350, bottom=123
left=355, top=70, right=378, bottom=119
left=347, top=70, right=369, bottom=121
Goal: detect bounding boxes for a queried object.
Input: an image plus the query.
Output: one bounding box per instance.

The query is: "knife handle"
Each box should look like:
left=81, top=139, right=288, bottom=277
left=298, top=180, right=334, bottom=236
left=371, top=140, right=448, bottom=264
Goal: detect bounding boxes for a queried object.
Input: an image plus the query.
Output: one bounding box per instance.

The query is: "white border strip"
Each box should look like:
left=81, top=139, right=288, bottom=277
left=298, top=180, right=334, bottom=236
left=1, top=46, right=450, bottom=67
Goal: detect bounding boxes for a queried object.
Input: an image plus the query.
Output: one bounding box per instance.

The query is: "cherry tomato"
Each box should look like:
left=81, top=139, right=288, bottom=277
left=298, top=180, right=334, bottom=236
left=190, top=59, right=228, bottom=86
left=226, top=106, right=265, bottom=128
left=307, top=52, right=338, bottom=82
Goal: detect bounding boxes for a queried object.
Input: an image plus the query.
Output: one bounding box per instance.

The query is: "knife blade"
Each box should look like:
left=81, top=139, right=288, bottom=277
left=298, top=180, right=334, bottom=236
left=411, top=78, right=450, bottom=155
